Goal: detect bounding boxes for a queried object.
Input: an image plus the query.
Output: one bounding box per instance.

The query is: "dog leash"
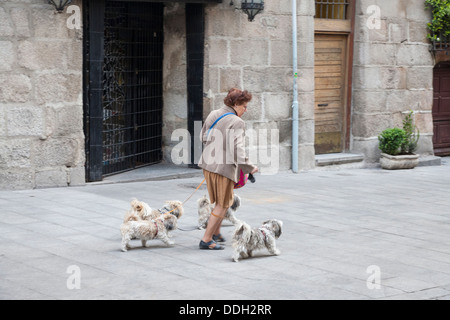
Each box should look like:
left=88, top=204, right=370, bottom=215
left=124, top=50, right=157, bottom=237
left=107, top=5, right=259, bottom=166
left=161, top=178, right=206, bottom=217
left=182, top=178, right=206, bottom=204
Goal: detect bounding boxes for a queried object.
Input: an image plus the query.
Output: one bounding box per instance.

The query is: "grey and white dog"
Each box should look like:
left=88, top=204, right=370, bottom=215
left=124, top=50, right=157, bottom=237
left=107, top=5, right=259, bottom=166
left=120, top=213, right=178, bottom=252
left=231, top=219, right=283, bottom=262
left=197, top=194, right=241, bottom=229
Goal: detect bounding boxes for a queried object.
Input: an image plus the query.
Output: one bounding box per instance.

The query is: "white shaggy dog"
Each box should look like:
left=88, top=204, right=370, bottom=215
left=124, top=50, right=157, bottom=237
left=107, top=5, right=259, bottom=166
left=197, top=194, right=241, bottom=229
left=120, top=198, right=182, bottom=251
left=120, top=213, right=178, bottom=252
left=231, top=219, right=283, bottom=262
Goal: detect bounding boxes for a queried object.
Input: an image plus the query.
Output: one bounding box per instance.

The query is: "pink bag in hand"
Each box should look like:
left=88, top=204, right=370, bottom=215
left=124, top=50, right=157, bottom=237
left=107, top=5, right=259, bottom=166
left=234, top=169, right=248, bottom=189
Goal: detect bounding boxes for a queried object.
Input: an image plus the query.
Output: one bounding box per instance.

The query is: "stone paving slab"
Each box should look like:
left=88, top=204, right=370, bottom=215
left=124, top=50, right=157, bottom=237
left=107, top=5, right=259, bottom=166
left=1, top=159, right=450, bottom=300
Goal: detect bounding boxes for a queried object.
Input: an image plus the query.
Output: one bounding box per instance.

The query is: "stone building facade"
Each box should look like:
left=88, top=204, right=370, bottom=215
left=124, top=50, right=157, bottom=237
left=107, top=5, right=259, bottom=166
left=0, top=0, right=447, bottom=190
left=0, top=0, right=84, bottom=190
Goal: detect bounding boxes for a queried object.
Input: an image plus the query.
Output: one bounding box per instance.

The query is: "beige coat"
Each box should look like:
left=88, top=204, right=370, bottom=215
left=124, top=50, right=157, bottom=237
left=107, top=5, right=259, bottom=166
left=198, top=106, right=256, bottom=183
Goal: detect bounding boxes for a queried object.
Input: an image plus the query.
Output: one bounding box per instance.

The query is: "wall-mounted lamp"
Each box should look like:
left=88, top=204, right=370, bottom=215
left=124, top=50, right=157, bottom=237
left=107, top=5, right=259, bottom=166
left=240, top=0, right=264, bottom=22
left=48, top=0, right=72, bottom=13
left=231, top=0, right=264, bottom=22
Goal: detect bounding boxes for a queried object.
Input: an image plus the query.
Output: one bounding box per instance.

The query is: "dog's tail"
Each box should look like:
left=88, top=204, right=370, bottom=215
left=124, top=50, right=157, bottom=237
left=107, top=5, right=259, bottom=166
left=123, top=210, right=140, bottom=223
left=232, top=221, right=252, bottom=245
left=230, top=195, right=241, bottom=212
left=130, top=198, right=144, bottom=212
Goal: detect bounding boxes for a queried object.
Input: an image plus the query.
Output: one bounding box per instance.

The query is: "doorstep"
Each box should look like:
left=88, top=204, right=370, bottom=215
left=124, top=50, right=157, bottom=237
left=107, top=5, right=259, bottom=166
left=418, top=155, right=442, bottom=167
left=90, top=163, right=204, bottom=185
left=315, top=153, right=365, bottom=167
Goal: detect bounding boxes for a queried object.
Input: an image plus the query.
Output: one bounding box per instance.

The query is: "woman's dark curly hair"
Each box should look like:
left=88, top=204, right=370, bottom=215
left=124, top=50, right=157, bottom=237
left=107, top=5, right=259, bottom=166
left=224, top=88, right=252, bottom=107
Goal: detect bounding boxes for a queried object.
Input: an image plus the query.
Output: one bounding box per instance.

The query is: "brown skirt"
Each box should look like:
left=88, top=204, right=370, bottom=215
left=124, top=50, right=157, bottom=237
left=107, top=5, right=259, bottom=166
left=203, top=170, right=235, bottom=208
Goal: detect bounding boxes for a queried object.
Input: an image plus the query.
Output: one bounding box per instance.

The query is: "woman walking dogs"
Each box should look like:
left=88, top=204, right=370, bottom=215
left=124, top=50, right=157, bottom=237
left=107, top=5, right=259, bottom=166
left=198, top=88, right=258, bottom=250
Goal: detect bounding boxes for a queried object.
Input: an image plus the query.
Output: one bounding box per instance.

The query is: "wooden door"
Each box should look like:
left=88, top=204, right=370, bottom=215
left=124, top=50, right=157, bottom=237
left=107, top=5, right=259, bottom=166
left=433, top=63, right=450, bottom=155
left=314, top=34, right=348, bottom=154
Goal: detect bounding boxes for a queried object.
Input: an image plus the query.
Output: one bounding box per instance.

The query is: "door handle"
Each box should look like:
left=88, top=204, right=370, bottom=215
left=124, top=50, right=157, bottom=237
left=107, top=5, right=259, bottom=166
left=318, top=103, right=329, bottom=107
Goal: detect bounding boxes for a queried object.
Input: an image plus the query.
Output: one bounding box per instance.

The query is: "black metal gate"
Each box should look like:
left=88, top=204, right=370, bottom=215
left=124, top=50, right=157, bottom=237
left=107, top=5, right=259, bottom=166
left=84, top=0, right=163, bottom=181
left=102, top=1, right=163, bottom=176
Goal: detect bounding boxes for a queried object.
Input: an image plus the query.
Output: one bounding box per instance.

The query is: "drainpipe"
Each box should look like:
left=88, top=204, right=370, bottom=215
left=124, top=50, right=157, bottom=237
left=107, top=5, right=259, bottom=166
left=292, top=0, right=299, bottom=173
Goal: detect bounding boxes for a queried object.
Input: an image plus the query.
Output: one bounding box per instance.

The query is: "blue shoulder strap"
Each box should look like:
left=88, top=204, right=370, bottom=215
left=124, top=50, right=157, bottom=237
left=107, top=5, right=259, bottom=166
left=207, top=112, right=235, bottom=138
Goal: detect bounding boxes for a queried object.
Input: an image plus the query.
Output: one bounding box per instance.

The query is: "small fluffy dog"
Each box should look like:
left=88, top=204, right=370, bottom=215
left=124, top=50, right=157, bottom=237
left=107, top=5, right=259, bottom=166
left=232, top=219, right=283, bottom=262
left=197, top=195, right=241, bottom=229
left=158, top=200, right=184, bottom=219
left=120, top=213, right=178, bottom=252
left=126, top=199, right=184, bottom=221
left=123, top=199, right=153, bottom=222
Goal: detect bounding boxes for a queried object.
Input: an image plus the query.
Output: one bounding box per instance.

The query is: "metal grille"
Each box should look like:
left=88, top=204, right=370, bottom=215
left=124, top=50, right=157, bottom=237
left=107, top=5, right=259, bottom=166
left=315, top=0, right=349, bottom=20
left=432, top=32, right=450, bottom=52
left=102, top=1, right=163, bottom=176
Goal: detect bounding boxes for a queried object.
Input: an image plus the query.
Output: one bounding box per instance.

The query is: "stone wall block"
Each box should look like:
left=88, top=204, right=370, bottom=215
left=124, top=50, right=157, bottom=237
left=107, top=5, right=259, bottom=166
left=68, top=166, right=86, bottom=186
left=352, top=138, right=380, bottom=163
left=298, top=92, right=315, bottom=120
left=353, top=90, right=388, bottom=113
left=298, top=119, right=314, bottom=144
left=0, top=41, right=14, bottom=71
left=406, top=0, right=432, bottom=22
left=297, top=0, right=315, bottom=16
left=352, top=113, right=394, bottom=138
left=31, top=7, right=69, bottom=39
left=270, top=40, right=292, bottom=67
left=279, top=119, right=292, bottom=144
left=243, top=67, right=291, bottom=93
left=415, top=112, right=433, bottom=134
left=219, top=67, right=241, bottom=92
left=0, top=138, right=32, bottom=169
left=33, top=138, right=82, bottom=168
left=45, top=104, right=83, bottom=137
left=353, top=66, right=382, bottom=90
left=205, top=7, right=241, bottom=38
left=35, top=168, right=68, bottom=188
left=0, top=106, right=5, bottom=137
left=0, top=74, right=32, bottom=103
left=297, top=41, right=314, bottom=67
left=381, top=67, right=406, bottom=90
left=207, top=38, right=228, bottom=66
left=298, top=144, right=315, bottom=170
left=407, top=67, right=433, bottom=90
left=230, top=39, right=268, bottom=66
left=6, top=106, right=44, bottom=137
left=408, top=21, right=430, bottom=44
left=18, top=40, right=66, bottom=71
left=0, top=170, right=34, bottom=191
left=395, top=44, right=434, bottom=67
left=242, top=93, right=262, bottom=121
left=10, top=7, right=31, bottom=38
left=264, top=93, right=291, bottom=120
left=0, top=7, right=14, bottom=37
left=35, top=73, right=81, bottom=105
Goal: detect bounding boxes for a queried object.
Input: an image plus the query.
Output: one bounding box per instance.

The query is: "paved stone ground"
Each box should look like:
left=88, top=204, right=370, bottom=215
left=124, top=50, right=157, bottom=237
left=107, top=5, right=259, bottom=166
left=1, top=160, right=450, bottom=300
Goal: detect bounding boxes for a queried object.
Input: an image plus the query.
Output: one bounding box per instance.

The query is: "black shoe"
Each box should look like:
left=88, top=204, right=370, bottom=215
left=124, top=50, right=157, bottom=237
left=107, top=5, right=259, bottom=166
left=199, top=240, right=224, bottom=250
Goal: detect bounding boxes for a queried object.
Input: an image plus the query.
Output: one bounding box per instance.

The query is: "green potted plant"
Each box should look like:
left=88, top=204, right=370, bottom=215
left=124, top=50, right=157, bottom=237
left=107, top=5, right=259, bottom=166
left=378, top=111, right=420, bottom=170
left=425, top=0, right=450, bottom=42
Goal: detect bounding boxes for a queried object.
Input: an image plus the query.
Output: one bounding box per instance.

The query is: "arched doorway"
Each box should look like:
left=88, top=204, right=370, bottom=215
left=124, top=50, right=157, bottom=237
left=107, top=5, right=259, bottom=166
left=433, top=62, right=450, bottom=156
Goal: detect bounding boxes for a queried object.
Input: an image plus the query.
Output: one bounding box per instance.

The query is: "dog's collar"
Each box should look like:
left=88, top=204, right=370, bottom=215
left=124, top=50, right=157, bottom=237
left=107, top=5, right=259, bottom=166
left=259, top=226, right=271, bottom=241
left=153, top=221, right=158, bottom=237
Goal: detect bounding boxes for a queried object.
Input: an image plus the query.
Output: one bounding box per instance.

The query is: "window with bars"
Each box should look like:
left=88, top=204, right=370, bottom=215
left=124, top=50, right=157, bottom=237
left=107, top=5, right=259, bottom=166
left=315, top=0, right=350, bottom=20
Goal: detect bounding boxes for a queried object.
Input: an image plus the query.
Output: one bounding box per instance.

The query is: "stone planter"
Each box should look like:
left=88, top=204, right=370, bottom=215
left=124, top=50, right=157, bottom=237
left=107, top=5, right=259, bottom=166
left=380, top=153, right=419, bottom=170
